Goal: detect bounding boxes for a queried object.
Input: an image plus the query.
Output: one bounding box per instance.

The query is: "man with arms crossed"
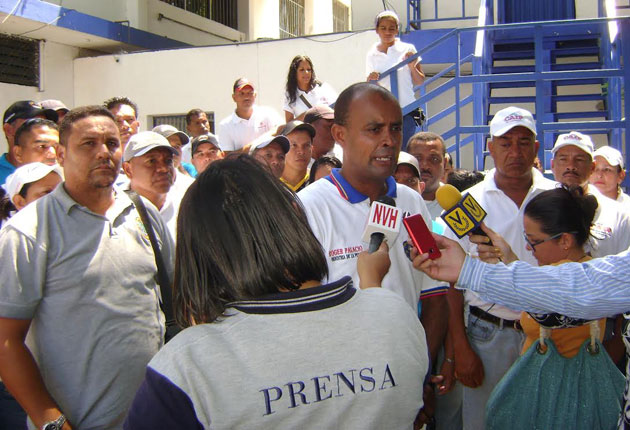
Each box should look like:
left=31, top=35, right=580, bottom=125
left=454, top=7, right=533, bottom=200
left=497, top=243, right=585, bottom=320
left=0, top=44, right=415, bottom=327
left=0, top=106, right=173, bottom=430
left=443, top=107, right=555, bottom=430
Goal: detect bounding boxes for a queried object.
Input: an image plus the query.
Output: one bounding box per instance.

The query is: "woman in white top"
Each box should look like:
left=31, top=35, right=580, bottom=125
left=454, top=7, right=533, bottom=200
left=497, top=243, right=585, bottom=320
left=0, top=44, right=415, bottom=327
left=366, top=10, right=425, bottom=150
left=283, top=55, right=337, bottom=122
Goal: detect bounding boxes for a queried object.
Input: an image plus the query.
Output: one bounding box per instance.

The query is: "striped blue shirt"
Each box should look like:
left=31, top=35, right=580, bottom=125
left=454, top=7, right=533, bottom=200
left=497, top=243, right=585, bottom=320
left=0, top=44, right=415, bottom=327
left=458, top=251, right=630, bottom=319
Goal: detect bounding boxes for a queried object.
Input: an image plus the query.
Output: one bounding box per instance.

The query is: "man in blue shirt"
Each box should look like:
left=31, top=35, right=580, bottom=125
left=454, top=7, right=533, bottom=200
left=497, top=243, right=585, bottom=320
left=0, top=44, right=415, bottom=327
left=1, top=101, right=57, bottom=184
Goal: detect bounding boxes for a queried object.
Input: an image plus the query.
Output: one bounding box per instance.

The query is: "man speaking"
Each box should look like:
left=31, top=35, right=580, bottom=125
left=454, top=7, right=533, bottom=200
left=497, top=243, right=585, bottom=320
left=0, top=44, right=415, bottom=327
left=298, top=82, right=447, bottom=365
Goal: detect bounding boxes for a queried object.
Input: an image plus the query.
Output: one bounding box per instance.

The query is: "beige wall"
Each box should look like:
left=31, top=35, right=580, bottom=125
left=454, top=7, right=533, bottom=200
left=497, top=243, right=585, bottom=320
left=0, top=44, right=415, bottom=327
left=0, top=40, right=78, bottom=153
left=72, top=30, right=376, bottom=135
left=44, top=0, right=245, bottom=45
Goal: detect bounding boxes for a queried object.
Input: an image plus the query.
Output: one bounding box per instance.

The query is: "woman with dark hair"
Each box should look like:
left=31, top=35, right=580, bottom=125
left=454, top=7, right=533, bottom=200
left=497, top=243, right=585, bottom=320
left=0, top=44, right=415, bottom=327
left=124, top=155, right=429, bottom=430
left=475, top=185, right=625, bottom=430
left=283, top=55, right=337, bottom=122
left=308, top=155, right=342, bottom=185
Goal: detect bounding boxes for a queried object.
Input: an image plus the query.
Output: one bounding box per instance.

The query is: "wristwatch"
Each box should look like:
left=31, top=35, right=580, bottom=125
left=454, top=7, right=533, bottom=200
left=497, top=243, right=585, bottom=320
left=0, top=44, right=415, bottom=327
left=41, top=414, right=66, bottom=430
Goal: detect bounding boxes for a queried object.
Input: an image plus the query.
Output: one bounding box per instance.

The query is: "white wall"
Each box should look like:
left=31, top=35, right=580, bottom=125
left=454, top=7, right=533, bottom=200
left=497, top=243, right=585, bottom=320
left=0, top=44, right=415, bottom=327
left=0, top=40, right=78, bottom=153
left=73, top=30, right=377, bottom=134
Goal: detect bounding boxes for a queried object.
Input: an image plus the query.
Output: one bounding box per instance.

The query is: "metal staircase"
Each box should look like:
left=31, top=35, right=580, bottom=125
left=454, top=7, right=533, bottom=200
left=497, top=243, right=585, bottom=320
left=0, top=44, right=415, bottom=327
left=378, top=0, right=629, bottom=185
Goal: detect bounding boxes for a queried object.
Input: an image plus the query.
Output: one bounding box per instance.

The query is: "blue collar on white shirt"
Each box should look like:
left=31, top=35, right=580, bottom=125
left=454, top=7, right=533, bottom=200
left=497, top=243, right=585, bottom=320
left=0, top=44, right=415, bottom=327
left=325, top=168, right=397, bottom=204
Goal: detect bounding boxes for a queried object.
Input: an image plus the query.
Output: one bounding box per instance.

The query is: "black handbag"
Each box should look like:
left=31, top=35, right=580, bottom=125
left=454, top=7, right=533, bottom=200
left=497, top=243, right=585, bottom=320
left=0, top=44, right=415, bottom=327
left=127, top=190, right=182, bottom=342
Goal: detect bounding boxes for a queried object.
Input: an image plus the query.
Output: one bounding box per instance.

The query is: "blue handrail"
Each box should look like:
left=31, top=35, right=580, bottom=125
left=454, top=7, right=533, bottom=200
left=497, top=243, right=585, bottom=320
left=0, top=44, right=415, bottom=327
left=378, top=14, right=627, bottom=173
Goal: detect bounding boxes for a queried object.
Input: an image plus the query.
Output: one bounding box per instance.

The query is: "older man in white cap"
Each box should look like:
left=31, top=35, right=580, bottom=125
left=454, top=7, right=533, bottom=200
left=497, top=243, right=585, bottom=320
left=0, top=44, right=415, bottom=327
left=123, top=131, right=180, bottom=240
left=590, top=145, right=630, bottom=208
left=441, top=106, right=556, bottom=430
left=551, top=132, right=630, bottom=257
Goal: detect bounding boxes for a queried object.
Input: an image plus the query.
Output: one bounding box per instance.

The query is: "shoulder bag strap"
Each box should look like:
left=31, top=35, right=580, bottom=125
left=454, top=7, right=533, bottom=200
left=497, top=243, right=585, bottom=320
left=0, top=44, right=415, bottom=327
left=299, top=93, right=313, bottom=109
left=126, top=190, right=175, bottom=327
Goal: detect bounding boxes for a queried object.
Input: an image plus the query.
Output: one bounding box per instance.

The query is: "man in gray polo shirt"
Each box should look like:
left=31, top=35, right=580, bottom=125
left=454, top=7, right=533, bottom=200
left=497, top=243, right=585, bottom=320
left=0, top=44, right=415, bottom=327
left=0, top=105, right=174, bottom=430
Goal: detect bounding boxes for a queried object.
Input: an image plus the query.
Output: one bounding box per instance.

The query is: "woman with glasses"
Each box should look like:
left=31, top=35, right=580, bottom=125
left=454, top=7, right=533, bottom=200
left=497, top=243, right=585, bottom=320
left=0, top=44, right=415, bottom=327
left=475, top=185, right=624, bottom=430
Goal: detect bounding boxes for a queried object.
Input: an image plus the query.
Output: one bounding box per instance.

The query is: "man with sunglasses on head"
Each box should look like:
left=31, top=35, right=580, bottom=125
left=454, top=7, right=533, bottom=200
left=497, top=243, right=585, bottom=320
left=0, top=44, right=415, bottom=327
left=441, top=107, right=555, bottom=430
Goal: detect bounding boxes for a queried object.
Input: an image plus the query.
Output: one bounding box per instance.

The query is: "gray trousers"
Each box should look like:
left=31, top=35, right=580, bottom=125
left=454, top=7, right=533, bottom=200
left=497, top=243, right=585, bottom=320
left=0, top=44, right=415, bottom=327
left=462, top=314, right=525, bottom=430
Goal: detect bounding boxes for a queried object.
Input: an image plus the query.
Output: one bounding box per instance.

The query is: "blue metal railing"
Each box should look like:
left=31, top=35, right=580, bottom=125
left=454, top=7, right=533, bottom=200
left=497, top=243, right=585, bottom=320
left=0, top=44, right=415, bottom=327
left=407, top=0, right=478, bottom=31
left=378, top=15, right=628, bottom=174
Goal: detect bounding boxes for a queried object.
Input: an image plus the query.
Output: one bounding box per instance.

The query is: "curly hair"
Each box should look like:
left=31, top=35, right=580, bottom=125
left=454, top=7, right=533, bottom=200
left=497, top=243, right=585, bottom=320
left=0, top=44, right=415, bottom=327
left=285, top=55, right=321, bottom=106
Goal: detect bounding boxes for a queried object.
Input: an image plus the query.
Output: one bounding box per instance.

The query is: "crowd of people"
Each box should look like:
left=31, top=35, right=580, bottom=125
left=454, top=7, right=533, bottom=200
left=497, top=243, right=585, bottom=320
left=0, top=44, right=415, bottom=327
left=1, top=7, right=630, bottom=430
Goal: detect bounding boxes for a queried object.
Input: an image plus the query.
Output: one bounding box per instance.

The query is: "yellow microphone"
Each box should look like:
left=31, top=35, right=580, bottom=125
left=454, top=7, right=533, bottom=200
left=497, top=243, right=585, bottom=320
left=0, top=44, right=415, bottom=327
left=436, top=184, right=488, bottom=239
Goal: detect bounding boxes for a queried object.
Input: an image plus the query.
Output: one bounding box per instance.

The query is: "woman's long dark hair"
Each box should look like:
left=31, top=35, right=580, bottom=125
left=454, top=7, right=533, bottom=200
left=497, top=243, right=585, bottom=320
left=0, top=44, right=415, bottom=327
left=173, top=155, right=329, bottom=327
left=524, top=184, right=598, bottom=248
left=285, top=55, right=321, bottom=105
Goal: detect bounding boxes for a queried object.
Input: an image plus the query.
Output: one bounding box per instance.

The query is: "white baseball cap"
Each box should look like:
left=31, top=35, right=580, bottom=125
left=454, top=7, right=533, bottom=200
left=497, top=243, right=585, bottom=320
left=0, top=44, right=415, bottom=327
left=4, top=162, right=63, bottom=199
left=490, top=107, right=537, bottom=137
left=397, top=151, right=420, bottom=177
left=123, top=131, right=178, bottom=162
left=551, top=131, right=594, bottom=157
left=593, top=145, right=624, bottom=169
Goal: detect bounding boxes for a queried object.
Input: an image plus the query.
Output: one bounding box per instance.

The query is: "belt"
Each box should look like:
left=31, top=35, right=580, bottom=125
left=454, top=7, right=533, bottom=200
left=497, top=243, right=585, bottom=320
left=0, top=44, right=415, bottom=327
left=470, top=306, right=522, bottom=331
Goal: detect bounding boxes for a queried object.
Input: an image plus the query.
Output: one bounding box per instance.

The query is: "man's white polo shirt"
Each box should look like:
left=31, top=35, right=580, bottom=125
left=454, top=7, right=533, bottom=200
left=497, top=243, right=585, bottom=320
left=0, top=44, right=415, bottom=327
left=298, top=168, right=447, bottom=311
left=443, top=168, right=556, bottom=320
left=218, top=105, right=282, bottom=152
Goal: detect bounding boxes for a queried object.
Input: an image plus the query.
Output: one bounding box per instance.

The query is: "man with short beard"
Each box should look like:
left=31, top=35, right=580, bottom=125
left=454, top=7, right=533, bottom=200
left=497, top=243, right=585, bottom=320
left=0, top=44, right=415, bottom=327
left=0, top=106, right=173, bottom=430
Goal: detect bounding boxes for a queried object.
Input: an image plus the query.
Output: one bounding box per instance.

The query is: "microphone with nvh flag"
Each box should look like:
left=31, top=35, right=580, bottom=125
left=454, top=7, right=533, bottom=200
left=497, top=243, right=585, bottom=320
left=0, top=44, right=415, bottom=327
left=361, top=196, right=402, bottom=253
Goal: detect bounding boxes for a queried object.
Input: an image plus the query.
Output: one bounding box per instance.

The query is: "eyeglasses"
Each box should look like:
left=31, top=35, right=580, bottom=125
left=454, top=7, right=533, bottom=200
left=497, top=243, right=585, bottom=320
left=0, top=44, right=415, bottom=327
left=523, top=231, right=577, bottom=252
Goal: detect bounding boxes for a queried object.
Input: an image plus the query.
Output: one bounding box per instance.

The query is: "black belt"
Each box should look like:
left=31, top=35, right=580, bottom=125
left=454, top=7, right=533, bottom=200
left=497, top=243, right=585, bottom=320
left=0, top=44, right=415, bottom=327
left=470, top=306, right=522, bottom=331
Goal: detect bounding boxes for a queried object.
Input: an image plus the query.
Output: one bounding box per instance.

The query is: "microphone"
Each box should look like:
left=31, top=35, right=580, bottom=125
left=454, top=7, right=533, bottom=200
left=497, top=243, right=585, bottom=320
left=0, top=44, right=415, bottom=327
left=435, top=184, right=489, bottom=240
left=361, top=196, right=401, bottom=253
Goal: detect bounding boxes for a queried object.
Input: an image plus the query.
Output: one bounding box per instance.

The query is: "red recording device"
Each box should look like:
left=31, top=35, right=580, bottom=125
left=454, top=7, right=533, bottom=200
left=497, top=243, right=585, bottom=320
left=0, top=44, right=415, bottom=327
left=403, top=214, right=441, bottom=260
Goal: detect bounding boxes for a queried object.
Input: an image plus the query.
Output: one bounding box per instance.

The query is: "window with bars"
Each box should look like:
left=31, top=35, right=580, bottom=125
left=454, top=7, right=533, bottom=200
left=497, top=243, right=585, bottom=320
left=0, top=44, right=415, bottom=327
left=279, top=0, right=305, bottom=38
left=0, top=34, right=39, bottom=87
left=159, top=0, right=237, bottom=30
left=152, top=112, right=215, bottom=134
left=332, top=0, right=350, bottom=32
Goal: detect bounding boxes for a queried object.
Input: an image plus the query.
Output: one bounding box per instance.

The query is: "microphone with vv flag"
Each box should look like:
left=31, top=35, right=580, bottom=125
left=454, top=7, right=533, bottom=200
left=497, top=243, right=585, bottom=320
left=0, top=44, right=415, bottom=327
left=435, top=184, right=490, bottom=242
left=361, top=196, right=401, bottom=253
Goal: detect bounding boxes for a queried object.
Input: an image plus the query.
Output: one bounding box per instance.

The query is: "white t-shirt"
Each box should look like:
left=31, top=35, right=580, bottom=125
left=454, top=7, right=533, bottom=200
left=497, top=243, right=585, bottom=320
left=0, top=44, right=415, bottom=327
left=424, top=199, right=443, bottom=221
left=218, top=105, right=283, bottom=152
left=443, top=168, right=557, bottom=320
left=617, top=190, right=630, bottom=212
left=586, top=185, right=630, bottom=257
left=298, top=169, right=447, bottom=311
left=283, top=83, right=338, bottom=119
left=366, top=39, right=421, bottom=108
